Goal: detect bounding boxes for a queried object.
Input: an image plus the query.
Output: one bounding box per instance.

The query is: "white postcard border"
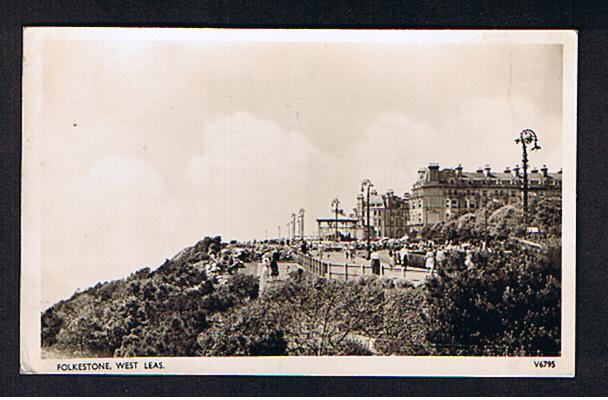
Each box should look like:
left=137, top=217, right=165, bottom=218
left=21, top=28, right=577, bottom=377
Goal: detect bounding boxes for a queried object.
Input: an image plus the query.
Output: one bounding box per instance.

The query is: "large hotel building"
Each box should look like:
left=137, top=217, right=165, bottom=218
left=407, top=163, right=562, bottom=229
left=346, top=163, right=562, bottom=239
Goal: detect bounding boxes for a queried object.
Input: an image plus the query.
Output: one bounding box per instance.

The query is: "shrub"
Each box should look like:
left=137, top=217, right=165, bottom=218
left=395, top=278, right=415, bottom=290
left=197, top=301, right=288, bottom=356
left=424, top=245, right=561, bottom=356
left=226, top=273, right=260, bottom=300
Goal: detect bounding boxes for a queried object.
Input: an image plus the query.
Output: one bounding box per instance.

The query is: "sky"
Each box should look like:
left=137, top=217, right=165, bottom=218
left=31, top=30, right=564, bottom=305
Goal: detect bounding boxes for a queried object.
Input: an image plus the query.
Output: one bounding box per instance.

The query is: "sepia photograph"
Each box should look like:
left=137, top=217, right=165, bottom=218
left=21, top=28, right=576, bottom=376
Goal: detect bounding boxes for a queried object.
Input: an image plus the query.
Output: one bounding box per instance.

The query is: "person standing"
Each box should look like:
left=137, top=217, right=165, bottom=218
left=261, top=255, right=271, bottom=280
left=400, top=246, right=409, bottom=269
left=425, top=249, right=435, bottom=271
left=370, top=250, right=381, bottom=275
left=300, top=240, right=309, bottom=255
left=270, top=250, right=280, bottom=280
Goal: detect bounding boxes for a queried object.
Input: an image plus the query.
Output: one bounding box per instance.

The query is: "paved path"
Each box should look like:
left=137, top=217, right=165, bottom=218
left=254, top=262, right=301, bottom=292
left=243, top=252, right=431, bottom=288
left=309, top=250, right=431, bottom=284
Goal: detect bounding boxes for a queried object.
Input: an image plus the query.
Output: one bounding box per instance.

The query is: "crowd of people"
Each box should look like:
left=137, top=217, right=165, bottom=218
left=221, top=234, right=541, bottom=281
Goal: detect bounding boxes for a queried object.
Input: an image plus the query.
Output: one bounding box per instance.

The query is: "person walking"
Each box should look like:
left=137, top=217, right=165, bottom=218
left=393, top=247, right=400, bottom=266
left=370, top=250, right=381, bottom=275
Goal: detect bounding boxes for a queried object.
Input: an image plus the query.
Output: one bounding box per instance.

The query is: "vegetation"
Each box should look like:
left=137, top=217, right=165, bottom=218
left=41, top=237, right=258, bottom=357
left=425, top=244, right=561, bottom=356
left=42, top=223, right=562, bottom=357
left=197, top=273, right=429, bottom=356
left=422, top=196, right=561, bottom=243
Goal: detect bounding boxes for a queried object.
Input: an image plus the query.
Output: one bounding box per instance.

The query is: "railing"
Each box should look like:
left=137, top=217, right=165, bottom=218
left=296, top=252, right=415, bottom=281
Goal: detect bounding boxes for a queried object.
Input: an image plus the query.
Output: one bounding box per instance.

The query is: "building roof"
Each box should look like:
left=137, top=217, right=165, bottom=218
left=415, top=164, right=562, bottom=185
left=316, top=217, right=359, bottom=223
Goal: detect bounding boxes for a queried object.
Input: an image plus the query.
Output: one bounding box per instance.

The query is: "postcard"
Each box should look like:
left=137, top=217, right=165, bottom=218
left=21, top=28, right=576, bottom=376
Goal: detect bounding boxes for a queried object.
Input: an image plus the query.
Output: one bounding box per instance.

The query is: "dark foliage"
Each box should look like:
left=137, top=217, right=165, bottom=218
left=424, top=244, right=561, bottom=356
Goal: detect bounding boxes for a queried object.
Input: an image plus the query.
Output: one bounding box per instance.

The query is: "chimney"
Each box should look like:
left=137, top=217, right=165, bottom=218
left=483, top=164, right=491, bottom=177
left=504, top=166, right=511, bottom=174
left=531, top=167, right=539, bottom=173
left=455, top=163, right=463, bottom=177
left=512, top=165, right=520, bottom=177
left=476, top=166, right=483, bottom=174
left=558, top=168, right=562, bottom=174
left=418, top=167, right=426, bottom=180
left=541, top=164, right=548, bottom=177
left=427, top=163, right=440, bottom=182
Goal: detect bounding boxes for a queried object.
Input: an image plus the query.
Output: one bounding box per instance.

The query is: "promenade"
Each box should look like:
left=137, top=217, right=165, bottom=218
left=299, top=249, right=431, bottom=284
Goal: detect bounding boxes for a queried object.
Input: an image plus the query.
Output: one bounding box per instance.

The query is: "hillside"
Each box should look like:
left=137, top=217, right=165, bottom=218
left=41, top=236, right=259, bottom=357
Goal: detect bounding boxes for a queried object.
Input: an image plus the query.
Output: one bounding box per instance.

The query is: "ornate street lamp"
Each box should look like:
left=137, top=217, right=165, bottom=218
left=331, top=197, right=342, bottom=241
left=298, top=208, right=306, bottom=240
left=291, top=213, right=297, bottom=240
left=361, top=179, right=374, bottom=260
left=515, top=129, right=541, bottom=225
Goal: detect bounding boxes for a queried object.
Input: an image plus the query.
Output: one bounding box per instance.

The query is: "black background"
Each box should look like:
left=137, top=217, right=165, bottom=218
left=1, top=0, right=607, bottom=396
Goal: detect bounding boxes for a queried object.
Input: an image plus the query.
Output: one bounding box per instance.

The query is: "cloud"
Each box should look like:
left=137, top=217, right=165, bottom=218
left=186, top=111, right=323, bottom=240
left=348, top=98, right=562, bottom=197
left=348, top=110, right=441, bottom=192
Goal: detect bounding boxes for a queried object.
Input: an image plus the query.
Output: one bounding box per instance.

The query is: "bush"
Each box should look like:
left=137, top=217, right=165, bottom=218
left=424, top=245, right=561, bottom=356
left=197, top=301, right=288, bottom=356
left=226, top=274, right=259, bottom=300
left=357, top=274, right=379, bottom=287
left=378, top=277, right=395, bottom=289
left=395, top=278, right=415, bottom=290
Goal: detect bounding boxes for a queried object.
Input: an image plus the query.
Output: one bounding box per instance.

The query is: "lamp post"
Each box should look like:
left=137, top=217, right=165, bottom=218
left=361, top=179, right=374, bottom=260
left=291, top=213, right=296, bottom=241
left=331, top=197, right=342, bottom=241
left=483, top=194, right=488, bottom=241
left=298, top=208, right=305, bottom=240
left=515, top=129, right=541, bottom=226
